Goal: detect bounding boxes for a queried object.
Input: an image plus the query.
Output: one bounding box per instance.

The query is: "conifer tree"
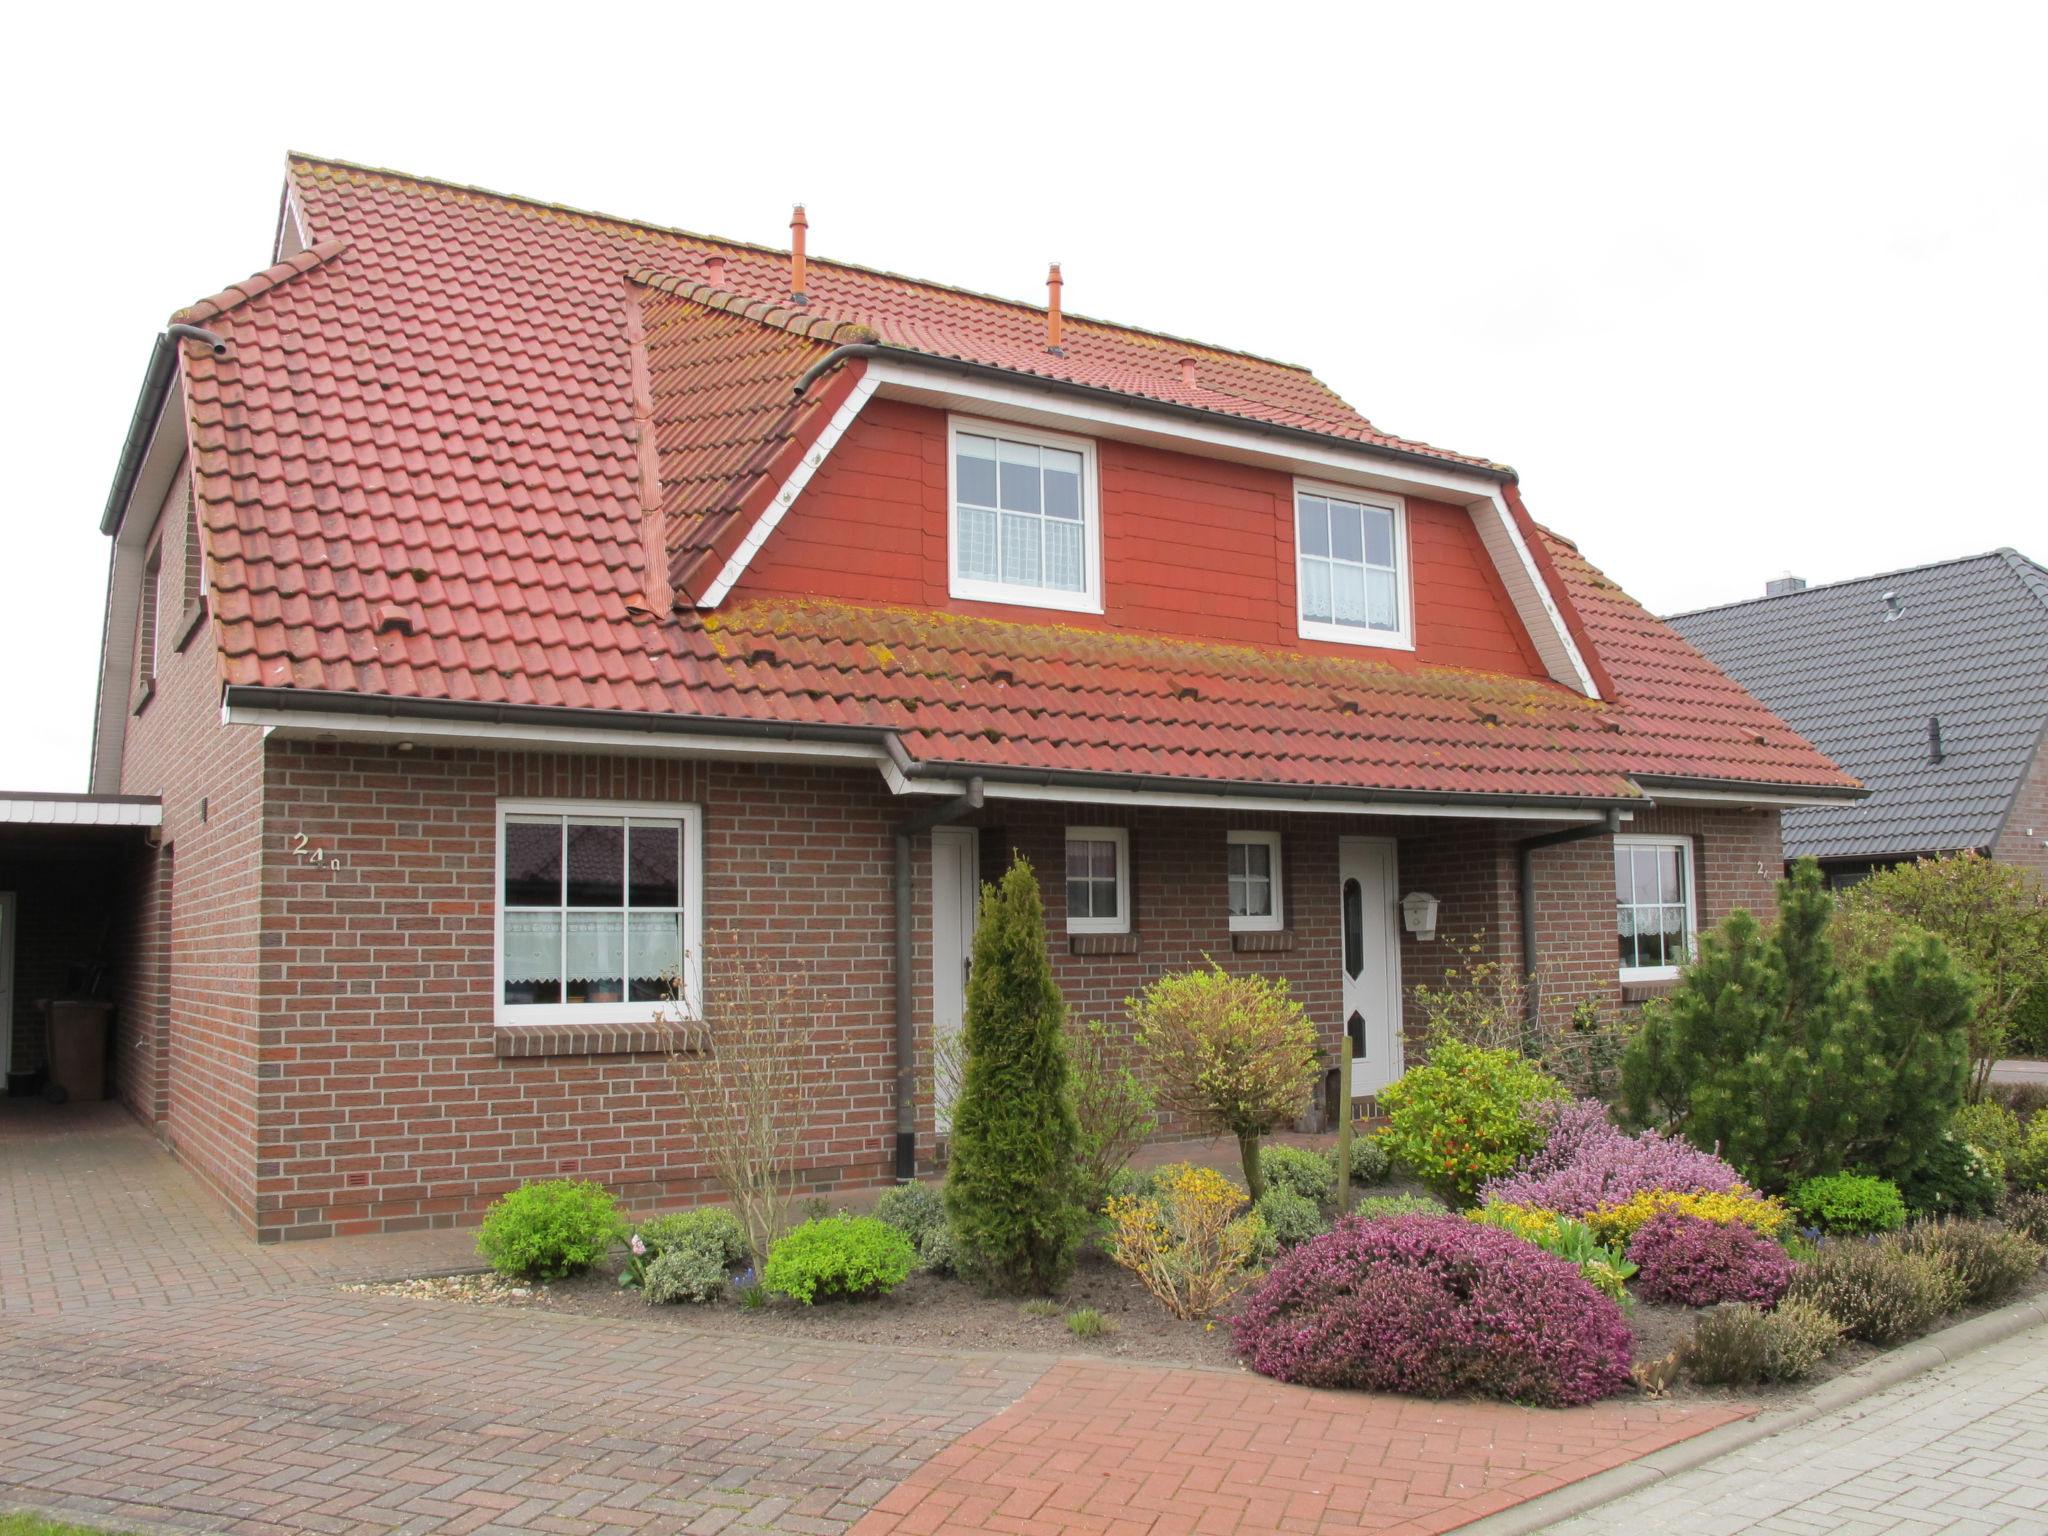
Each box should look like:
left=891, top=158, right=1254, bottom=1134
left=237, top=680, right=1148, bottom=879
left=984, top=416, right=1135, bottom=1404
left=944, top=854, right=1084, bottom=1294
left=1622, top=860, right=1972, bottom=1191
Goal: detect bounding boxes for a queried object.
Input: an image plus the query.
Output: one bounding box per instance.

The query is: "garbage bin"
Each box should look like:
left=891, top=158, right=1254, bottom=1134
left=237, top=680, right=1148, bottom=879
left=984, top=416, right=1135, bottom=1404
left=46, top=1000, right=113, bottom=1103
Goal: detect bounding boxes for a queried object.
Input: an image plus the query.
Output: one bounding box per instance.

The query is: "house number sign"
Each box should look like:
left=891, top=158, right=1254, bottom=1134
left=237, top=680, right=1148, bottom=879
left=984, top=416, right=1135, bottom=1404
left=289, top=832, right=348, bottom=872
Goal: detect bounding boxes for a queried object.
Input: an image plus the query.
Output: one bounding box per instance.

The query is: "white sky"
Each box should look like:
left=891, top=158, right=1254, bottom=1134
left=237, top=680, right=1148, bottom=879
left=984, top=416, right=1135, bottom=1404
left=2, top=1, right=2041, bottom=790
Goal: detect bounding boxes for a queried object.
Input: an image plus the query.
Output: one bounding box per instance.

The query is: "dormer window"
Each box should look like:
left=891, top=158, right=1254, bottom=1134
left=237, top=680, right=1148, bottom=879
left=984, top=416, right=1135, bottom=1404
left=949, top=417, right=1101, bottom=614
left=1295, top=481, right=1412, bottom=650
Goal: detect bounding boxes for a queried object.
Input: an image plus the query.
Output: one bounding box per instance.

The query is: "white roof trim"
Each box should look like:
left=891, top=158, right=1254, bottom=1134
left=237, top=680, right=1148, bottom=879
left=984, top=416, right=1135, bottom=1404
left=1631, top=784, right=1863, bottom=809
left=0, top=796, right=162, bottom=827
left=1471, top=492, right=1600, bottom=698
left=696, top=372, right=880, bottom=608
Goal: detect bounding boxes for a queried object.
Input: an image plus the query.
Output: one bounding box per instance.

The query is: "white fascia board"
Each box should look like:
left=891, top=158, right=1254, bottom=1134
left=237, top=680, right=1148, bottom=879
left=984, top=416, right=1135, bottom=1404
left=1632, top=784, right=1860, bottom=809
left=696, top=373, right=880, bottom=608
left=223, top=704, right=894, bottom=770
left=0, top=799, right=163, bottom=827
left=934, top=776, right=1628, bottom=824
left=1469, top=492, right=1601, bottom=698
left=864, top=359, right=1599, bottom=698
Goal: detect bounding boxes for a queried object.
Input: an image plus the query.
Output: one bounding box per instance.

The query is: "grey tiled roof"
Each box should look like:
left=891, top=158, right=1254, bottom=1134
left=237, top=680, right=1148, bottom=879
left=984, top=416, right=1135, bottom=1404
left=1668, top=550, right=2048, bottom=862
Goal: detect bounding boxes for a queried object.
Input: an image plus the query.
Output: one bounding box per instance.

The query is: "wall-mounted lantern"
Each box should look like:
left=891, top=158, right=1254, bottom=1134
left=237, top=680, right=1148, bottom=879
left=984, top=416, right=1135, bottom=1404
left=1401, top=891, right=1441, bottom=941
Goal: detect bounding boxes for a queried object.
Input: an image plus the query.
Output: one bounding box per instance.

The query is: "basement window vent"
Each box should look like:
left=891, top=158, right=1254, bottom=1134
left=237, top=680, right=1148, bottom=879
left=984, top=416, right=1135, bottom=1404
left=557, top=1159, right=579, bottom=1175
left=345, top=1171, right=370, bottom=1188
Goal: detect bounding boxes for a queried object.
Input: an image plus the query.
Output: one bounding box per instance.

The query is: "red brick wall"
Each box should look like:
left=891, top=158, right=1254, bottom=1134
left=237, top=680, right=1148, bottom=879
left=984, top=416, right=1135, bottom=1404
left=1992, top=735, right=2048, bottom=876
left=112, top=462, right=270, bottom=1229
left=732, top=399, right=1547, bottom=678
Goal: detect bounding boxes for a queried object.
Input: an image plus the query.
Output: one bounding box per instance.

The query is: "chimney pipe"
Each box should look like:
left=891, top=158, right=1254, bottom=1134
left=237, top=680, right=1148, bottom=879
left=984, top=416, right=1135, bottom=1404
left=790, top=205, right=809, bottom=306
left=1045, top=263, right=1064, bottom=354
left=1180, top=356, right=1199, bottom=389
left=702, top=253, right=728, bottom=287
left=1764, top=575, right=1807, bottom=597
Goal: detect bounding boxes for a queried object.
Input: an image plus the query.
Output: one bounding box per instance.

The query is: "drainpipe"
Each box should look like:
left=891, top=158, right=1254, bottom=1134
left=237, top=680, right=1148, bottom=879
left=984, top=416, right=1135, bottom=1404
left=893, top=778, right=984, bottom=1181
left=1516, top=809, right=1624, bottom=1027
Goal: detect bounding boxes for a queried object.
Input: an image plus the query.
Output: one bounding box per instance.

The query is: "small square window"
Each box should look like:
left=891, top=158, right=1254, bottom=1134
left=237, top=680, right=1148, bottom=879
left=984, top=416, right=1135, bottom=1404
left=1616, top=835, right=1695, bottom=981
left=1227, top=830, right=1284, bottom=932
left=1065, top=827, right=1130, bottom=934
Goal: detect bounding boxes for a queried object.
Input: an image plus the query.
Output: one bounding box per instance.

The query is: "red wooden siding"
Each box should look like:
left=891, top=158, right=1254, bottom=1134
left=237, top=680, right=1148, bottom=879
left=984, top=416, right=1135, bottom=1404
left=731, top=400, right=1549, bottom=679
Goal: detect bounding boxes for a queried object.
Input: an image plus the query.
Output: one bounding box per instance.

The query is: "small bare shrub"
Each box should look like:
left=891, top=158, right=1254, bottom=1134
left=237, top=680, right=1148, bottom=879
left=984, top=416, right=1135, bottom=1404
left=1788, top=1241, right=1966, bottom=1345
left=1689, top=1299, right=1845, bottom=1386
left=1105, top=1162, right=1264, bottom=1320
left=1890, top=1219, right=2045, bottom=1306
left=2000, top=1189, right=2048, bottom=1245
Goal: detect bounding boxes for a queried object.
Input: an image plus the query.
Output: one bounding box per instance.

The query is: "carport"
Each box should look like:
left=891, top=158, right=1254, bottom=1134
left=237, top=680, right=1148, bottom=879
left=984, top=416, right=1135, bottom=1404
left=0, top=790, right=160, bottom=1098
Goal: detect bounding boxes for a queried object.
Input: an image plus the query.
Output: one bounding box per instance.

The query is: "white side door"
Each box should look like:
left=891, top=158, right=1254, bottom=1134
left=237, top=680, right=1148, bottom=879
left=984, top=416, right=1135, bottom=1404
left=1338, top=838, right=1403, bottom=1096
left=0, top=892, right=14, bottom=1081
left=929, top=829, right=979, bottom=1131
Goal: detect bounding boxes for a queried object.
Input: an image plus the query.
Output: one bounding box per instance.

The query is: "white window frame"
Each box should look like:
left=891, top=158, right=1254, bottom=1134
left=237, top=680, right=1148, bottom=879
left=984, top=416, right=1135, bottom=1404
left=947, top=414, right=1103, bottom=615
left=1227, top=829, right=1285, bottom=932
left=1292, top=478, right=1414, bottom=651
left=1614, top=833, right=1696, bottom=983
left=1064, top=826, right=1130, bottom=935
left=494, top=798, right=705, bottom=1026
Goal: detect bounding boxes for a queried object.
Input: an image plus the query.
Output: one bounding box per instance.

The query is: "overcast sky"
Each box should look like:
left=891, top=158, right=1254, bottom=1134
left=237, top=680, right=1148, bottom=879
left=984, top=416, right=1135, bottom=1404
left=2, top=2, right=2041, bottom=790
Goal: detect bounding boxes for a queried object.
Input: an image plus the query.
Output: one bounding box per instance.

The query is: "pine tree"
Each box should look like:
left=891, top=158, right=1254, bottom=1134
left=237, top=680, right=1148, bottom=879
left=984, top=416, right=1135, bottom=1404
left=1622, top=860, right=1972, bottom=1191
left=943, top=854, right=1084, bottom=1294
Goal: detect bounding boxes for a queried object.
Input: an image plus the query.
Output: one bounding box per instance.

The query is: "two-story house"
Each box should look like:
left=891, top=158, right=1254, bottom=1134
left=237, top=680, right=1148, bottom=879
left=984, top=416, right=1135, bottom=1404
left=69, top=155, right=1861, bottom=1241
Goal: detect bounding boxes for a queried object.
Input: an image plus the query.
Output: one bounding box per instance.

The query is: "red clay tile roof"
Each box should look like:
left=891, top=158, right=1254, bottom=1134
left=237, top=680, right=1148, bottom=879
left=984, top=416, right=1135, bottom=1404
left=179, top=155, right=1855, bottom=802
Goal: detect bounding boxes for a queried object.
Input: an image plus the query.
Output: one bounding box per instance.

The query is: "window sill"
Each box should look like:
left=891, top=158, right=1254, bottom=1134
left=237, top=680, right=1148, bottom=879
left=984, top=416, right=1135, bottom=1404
left=1619, top=978, right=1682, bottom=1004
left=1231, top=928, right=1296, bottom=953
left=494, top=1023, right=682, bottom=1058
left=1069, top=931, right=1138, bottom=956
left=130, top=677, right=155, bottom=716
left=174, top=599, right=207, bottom=653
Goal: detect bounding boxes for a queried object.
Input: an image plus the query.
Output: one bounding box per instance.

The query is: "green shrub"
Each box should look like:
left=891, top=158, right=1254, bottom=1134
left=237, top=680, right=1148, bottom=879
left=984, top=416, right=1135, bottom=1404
left=872, top=1182, right=956, bottom=1274
left=639, top=1207, right=749, bottom=1267
left=1894, top=1135, right=2003, bottom=1217
left=761, top=1216, right=916, bottom=1305
left=1067, top=1019, right=1157, bottom=1213
left=1999, top=1189, right=2048, bottom=1244
left=1688, top=1298, right=1845, bottom=1385
left=1259, top=1144, right=1334, bottom=1203
left=1377, top=1041, right=1568, bottom=1205
left=946, top=855, right=1085, bottom=1294
left=1351, top=1194, right=1449, bottom=1219
left=1953, top=1101, right=2028, bottom=1163
left=1064, top=1307, right=1113, bottom=1337
left=2011, top=1117, right=2048, bottom=1192
left=1469, top=1205, right=1638, bottom=1304
left=643, top=1243, right=730, bottom=1304
left=476, top=1179, right=622, bottom=1281
left=1623, top=861, right=1973, bottom=1191
left=1789, top=1173, right=1908, bottom=1235
left=1105, top=1165, right=1159, bottom=1206
left=1788, top=1241, right=1966, bottom=1344
left=1346, top=1134, right=1392, bottom=1185
left=1255, top=1186, right=1326, bottom=1248
left=1890, top=1219, right=2045, bottom=1305
left=1018, top=1297, right=1060, bottom=1318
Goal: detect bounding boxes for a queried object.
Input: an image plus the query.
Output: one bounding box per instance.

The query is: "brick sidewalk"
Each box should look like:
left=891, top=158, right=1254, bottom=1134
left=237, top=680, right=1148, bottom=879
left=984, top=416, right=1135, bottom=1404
left=3, top=1103, right=1752, bottom=1535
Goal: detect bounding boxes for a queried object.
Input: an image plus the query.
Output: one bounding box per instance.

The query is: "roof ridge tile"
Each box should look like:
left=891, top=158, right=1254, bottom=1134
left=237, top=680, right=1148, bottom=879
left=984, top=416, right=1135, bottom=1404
left=173, top=239, right=349, bottom=326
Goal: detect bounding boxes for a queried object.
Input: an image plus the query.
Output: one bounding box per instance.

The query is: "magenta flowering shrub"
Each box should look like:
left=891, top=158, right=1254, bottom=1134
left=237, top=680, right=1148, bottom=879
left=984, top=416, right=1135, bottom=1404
left=1480, top=1098, right=1748, bottom=1217
left=1625, top=1211, right=1795, bottom=1307
left=1231, top=1213, right=1635, bottom=1406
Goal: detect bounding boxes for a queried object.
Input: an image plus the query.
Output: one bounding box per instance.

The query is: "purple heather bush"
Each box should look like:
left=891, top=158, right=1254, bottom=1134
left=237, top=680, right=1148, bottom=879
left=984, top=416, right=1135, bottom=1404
left=1231, top=1213, right=1635, bottom=1407
left=1626, top=1211, right=1795, bottom=1307
left=1480, top=1098, right=1748, bottom=1217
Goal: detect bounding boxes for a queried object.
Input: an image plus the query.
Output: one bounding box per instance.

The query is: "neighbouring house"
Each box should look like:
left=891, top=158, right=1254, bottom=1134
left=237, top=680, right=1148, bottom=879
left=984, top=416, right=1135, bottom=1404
left=20, top=155, right=1862, bottom=1241
left=1669, top=552, right=2048, bottom=886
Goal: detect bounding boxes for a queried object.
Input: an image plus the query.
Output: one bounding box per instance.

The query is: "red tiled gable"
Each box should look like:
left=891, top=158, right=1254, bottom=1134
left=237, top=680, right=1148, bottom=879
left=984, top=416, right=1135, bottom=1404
left=177, top=155, right=1855, bottom=802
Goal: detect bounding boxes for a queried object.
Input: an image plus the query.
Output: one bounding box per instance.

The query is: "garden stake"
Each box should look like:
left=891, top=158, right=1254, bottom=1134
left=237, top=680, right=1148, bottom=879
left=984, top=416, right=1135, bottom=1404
left=1336, top=1030, right=1354, bottom=1216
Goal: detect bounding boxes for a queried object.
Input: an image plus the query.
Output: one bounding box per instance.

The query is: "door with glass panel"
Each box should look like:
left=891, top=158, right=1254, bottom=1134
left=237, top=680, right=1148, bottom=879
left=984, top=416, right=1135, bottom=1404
left=929, top=828, right=979, bottom=1130
left=500, top=807, right=692, bottom=1020
left=1337, top=838, right=1402, bottom=1096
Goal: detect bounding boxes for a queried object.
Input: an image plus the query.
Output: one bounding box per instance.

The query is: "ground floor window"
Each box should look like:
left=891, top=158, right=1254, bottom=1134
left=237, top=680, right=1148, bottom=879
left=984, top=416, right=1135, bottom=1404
left=1615, top=834, right=1694, bottom=981
left=1227, top=829, right=1284, bottom=931
left=498, top=799, right=702, bottom=1024
left=1065, top=826, right=1130, bottom=934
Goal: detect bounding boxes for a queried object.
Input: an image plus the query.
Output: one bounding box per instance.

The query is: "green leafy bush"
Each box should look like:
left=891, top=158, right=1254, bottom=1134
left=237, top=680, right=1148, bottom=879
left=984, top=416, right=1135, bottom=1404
left=872, top=1182, right=956, bottom=1275
left=1105, top=1165, right=1159, bottom=1206
left=1255, top=1186, right=1326, bottom=1248
left=643, top=1243, right=730, bottom=1304
left=2010, top=1117, right=2048, bottom=1192
left=1788, top=1241, right=1966, bottom=1344
left=1067, top=1019, right=1157, bottom=1213
left=1894, top=1135, right=2003, bottom=1217
left=1352, top=1194, right=1449, bottom=1219
left=761, top=1216, right=916, bottom=1305
left=1999, top=1189, right=2048, bottom=1244
left=476, top=1179, right=622, bottom=1281
left=1377, top=1041, right=1568, bottom=1205
left=1346, top=1134, right=1392, bottom=1185
left=1259, top=1144, right=1334, bottom=1203
left=1688, top=1298, right=1845, bottom=1385
left=946, top=855, right=1085, bottom=1294
left=1890, top=1219, right=2045, bottom=1305
left=1789, top=1174, right=1908, bottom=1235
left=639, top=1207, right=749, bottom=1267
left=1469, top=1205, right=1637, bottom=1303
left=1953, top=1101, right=2027, bottom=1163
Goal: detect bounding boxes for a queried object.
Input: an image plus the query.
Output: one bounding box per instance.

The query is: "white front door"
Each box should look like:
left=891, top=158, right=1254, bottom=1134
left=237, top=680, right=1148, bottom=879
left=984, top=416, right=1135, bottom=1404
left=929, top=829, right=979, bottom=1131
left=0, top=892, right=14, bottom=1081
left=1338, top=838, right=1403, bottom=1097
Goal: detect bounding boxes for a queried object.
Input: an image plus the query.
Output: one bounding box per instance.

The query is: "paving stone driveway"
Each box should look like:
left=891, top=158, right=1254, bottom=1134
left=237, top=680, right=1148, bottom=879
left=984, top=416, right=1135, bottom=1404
left=2, top=1104, right=1746, bottom=1535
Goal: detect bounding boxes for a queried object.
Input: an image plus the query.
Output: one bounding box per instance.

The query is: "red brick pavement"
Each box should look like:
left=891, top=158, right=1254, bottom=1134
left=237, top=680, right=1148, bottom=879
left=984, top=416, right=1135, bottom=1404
left=3, top=1103, right=1753, bottom=1535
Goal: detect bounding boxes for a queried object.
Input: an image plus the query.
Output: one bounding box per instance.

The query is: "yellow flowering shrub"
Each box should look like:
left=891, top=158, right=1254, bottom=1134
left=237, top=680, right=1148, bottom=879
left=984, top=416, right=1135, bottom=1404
left=1584, top=1188, right=1790, bottom=1246
left=1104, top=1162, right=1263, bottom=1319
left=1468, top=1203, right=1563, bottom=1244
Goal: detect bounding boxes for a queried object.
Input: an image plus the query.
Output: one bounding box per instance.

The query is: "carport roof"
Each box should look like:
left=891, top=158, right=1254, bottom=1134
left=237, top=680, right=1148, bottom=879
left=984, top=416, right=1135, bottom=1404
left=0, top=792, right=162, bottom=827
